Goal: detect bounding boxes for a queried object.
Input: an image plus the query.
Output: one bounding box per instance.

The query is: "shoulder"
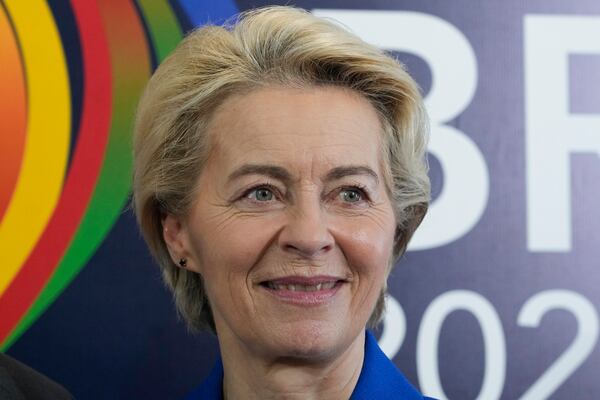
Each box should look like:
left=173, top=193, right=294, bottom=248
left=0, top=353, right=73, bottom=400
left=184, top=357, right=223, bottom=400
left=350, top=331, right=438, bottom=400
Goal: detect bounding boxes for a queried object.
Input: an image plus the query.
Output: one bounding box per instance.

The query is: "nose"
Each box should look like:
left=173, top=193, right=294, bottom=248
left=278, top=198, right=334, bottom=258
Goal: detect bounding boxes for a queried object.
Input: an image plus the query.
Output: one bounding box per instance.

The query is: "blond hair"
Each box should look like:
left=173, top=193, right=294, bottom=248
left=133, top=6, right=430, bottom=332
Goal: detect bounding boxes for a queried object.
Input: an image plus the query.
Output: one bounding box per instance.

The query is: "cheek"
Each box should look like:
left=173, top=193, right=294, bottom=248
left=340, top=216, right=395, bottom=272
left=352, top=226, right=394, bottom=260
left=192, top=215, right=283, bottom=284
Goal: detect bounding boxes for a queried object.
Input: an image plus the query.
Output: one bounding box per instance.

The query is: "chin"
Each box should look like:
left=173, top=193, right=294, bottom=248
left=266, top=320, right=355, bottom=361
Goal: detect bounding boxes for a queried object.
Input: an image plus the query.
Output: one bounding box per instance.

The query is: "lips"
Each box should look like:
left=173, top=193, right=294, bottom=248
left=265, top=281, right=338, bottom=292
left=259, top=275, right=345, bottom=305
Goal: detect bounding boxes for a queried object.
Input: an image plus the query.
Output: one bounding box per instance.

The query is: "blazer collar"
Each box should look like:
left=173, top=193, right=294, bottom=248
left=186, top=331, right=429, bottom=399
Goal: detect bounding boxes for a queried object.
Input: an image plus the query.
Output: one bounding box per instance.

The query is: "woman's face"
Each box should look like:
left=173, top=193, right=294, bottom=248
left=167, top=86, right=396, bottom=360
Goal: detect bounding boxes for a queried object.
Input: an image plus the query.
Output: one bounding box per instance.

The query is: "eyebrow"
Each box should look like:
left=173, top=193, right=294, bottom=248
left=325, top=166, right=379, bottom=184
left=227, top=164, right=293, bottom=184
left=227, top=164, right=379, bottom=185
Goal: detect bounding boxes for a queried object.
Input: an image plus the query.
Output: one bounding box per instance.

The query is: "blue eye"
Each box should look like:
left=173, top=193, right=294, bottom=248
left=340, top=188, right=363, bottom=203
left=250, top=187, right=274, bottom=201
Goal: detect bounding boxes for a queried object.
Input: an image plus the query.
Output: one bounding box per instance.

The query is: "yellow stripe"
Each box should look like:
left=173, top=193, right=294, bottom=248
left=0, top=0, right=70, bottom=295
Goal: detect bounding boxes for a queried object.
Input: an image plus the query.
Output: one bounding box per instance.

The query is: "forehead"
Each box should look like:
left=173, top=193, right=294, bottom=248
left=206, top=86, right=385, bottom=172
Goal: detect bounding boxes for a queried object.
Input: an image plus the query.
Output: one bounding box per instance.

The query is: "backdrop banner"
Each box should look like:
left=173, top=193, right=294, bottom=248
left=2, top=1, right=599, bottom=399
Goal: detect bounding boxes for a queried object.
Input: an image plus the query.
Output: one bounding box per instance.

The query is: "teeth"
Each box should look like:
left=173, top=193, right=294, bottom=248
left=266, top=282, right=337, bottom=291
left=322, top=282, right=336, bottom=290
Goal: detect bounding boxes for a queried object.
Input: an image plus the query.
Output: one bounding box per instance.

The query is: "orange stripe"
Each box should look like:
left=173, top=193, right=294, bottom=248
left=0, top=0, right=70, bottom=296
left=0, top=4, right=27, bottom=222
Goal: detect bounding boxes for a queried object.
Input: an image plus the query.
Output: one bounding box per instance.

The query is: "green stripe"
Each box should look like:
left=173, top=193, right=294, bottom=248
left=137, top=0, right=183, bottom=62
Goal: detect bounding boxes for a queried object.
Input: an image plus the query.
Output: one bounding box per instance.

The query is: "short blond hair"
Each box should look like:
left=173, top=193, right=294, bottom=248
left=133, top=6, right=430, bottom=332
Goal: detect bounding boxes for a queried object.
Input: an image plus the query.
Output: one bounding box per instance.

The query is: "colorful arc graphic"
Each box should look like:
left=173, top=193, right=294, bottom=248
left=0, top=0, right=183, bottom=350
left=0, top=0, right=71, bottom=300
left=0, top=0, right=113, bottom=348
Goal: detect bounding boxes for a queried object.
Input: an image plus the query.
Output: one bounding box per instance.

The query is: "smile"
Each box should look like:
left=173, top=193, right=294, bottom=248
left=264, top=281, right=338, bottom=292
left=259, top=276, right=346, bottom=305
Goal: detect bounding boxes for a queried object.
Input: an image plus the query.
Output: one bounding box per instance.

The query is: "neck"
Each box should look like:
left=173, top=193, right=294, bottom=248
left=218, top=331, right=365, bottom=400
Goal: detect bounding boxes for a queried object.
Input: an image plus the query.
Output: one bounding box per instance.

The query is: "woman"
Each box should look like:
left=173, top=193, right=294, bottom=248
left=133, top=6, right=433, bottom=400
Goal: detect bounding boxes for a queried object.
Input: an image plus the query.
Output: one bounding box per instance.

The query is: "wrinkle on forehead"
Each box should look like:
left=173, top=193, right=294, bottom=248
left=201, top=85, right=390, bottom=197
left=207, top=85, right=383, bottom=149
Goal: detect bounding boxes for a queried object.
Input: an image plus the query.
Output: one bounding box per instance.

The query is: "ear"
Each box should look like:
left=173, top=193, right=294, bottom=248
left=162, top=214, right=199, bottom=272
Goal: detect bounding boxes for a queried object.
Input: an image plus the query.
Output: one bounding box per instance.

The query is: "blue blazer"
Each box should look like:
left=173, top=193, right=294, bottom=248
left=185, top=331, right=436, bottom=399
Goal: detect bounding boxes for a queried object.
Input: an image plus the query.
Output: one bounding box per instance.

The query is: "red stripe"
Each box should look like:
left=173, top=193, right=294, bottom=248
left=0, top=0, right=113, bottom=341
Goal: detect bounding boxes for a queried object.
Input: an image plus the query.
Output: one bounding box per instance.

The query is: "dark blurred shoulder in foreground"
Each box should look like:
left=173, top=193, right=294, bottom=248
left=0, top=353, right=73, bottom=400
